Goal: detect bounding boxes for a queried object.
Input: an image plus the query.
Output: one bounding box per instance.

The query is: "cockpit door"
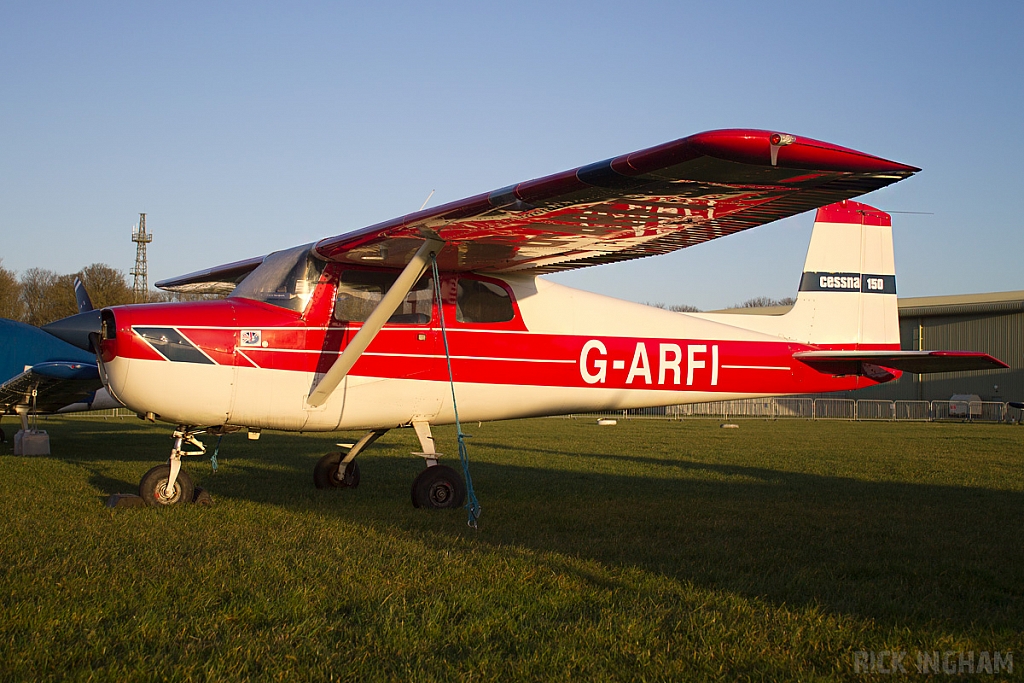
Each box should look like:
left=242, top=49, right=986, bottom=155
left=304, top=266, right=444, bottom=428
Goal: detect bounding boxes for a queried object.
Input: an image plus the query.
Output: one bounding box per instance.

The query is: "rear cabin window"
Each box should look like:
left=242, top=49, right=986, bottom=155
left=333, top=271, right=433, bottom=324
left=456, top=279, right=514, bottom=324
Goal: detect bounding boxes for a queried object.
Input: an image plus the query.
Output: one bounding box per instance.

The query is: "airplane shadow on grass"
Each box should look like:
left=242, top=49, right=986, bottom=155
left=52, top=420, right=1024, bottom=634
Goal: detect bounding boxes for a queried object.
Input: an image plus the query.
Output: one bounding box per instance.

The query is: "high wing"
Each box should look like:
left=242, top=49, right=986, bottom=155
left=0, top=318, right=106, bottom=415
left=793, top=350, right=1008, bottom=376
left=157, top=129, right=917, bottom=291
left=156, top=255, right=266, bottom=295
left=314, top=129, right=917, bottom=272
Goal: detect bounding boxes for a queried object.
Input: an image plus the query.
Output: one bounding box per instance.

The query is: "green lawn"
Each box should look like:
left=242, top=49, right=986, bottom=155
left=0, top=416, right=1021, bottom=681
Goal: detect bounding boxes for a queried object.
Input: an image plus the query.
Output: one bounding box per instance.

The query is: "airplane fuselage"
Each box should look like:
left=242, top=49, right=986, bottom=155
left=99, top=269, right=892, bottom=432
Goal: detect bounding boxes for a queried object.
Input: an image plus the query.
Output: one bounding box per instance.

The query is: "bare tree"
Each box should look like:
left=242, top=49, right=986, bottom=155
left=728, top=296, right=797, bottom=309
left=6, top=261, right=226, bottom=326
left=20, top=268, right=77, bottom=326
left=644, top=302, right=700, bottom=312
left=0, top=259, right=22, bottom=321
left=738, top=296, right=778, bottom=308
left=78, top=263, right=133, bottom=309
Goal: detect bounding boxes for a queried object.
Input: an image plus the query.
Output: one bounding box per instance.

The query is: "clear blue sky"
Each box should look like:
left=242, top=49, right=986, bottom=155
left=1, top=2, right=1021, bottom=310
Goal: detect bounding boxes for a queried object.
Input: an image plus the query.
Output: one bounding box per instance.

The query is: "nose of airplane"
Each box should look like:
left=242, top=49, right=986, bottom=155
left=41, top=309, right=102, bottom=352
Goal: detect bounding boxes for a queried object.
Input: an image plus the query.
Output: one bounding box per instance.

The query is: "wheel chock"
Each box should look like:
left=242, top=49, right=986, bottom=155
left=105, top=493, right=146, bottom=509
left=105, top=488, right=213, bottom=508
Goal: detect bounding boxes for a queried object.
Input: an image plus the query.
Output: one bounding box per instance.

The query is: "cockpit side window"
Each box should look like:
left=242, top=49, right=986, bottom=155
left=229, top=244, right=326, bottom=313
left=456, top=278, right=514, bottom=323
left=333, top=270, right=433, bottom=324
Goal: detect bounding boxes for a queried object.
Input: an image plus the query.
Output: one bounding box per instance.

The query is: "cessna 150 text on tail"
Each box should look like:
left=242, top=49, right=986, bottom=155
left=40, top=129, right=1006, bottom=508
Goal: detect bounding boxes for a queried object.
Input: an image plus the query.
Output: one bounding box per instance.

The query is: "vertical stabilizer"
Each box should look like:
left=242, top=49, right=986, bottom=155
left=789, top=200, right=899, bottom=346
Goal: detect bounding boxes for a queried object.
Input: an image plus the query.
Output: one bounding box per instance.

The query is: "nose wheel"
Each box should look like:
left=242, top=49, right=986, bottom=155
left=138, top=425, right=207, bottom=507
left=139, top=464, right=195, bottom=506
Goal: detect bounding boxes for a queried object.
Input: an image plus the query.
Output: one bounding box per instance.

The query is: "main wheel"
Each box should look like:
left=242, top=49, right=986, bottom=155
left=411, top=465, right=466, bottom=509
left=139, top=465, right=194, bottom=507
left=313, top=452, right=361, bottom=489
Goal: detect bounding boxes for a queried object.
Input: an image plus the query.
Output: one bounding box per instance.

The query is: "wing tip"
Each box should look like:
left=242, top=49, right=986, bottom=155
left=687, top=128, right=920, bottom=174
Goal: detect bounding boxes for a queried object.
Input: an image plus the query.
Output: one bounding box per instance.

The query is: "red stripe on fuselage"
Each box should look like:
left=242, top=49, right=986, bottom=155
left=119, top=323, right=894, bottom=395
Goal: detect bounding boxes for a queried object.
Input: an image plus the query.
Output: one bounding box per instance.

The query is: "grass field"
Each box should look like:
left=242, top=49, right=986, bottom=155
left=0, top=416, right=1021, bottom=681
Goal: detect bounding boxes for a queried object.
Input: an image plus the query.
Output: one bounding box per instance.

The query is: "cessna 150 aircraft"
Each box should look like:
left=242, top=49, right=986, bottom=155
left=40, top=129, right=1005, bottom=508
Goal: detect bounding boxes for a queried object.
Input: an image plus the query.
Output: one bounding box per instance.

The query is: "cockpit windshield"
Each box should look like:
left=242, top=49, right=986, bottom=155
left=229, top=243, right=326, bottom=313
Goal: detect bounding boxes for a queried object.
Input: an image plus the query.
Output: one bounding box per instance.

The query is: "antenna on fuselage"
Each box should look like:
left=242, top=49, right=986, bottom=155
left=419, top=190, right=436, bottom=212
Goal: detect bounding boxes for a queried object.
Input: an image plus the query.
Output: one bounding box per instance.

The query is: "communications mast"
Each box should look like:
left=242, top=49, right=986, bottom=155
left=130, top=213, right=152, bottom=303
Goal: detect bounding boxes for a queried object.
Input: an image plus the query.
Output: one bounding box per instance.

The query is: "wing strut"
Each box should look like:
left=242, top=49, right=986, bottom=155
left=306, top=238, right=444, bottom=408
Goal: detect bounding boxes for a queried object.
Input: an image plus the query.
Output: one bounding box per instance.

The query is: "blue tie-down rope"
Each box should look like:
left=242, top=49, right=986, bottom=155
left=431, top=256, right=481, bottom=528
left=210, top=435, right=223, bottom=473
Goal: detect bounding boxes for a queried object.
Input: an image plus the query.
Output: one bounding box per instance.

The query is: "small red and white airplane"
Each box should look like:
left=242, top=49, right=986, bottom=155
left=42, top=129, right=1006, bottom=508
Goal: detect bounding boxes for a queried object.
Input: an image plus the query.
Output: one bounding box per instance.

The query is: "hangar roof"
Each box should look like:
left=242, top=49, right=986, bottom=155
left=897, top=290, right=1024, bottom=317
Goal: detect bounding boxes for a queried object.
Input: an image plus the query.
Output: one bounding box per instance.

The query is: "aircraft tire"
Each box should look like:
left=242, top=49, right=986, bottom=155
left=139, top=465, right=195, bottom=507
left=411, top=465, right=466, bottom=509
left=313, top=452, right=360, bottom=489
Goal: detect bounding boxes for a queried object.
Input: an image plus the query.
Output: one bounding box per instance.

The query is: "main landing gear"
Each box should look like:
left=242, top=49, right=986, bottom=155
left=138, top=426, right=208, bottom=507
left=313, top=429, right=387, bottom=490
left=409, top=421, right=466, bottom=509
left=312, top=422, right=466, bottom=509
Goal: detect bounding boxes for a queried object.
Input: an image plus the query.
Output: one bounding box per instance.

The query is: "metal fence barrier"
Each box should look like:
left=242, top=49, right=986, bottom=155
left=42, top=402, right=1024, bottom=424
left=895, top=400, right=931, bottom=421
left=813, top=399, right=856, bottom=420
left=58, top=408, right=135, bottom=419
left=856, top=399, right=895, bottom=421
left=774, top=398, right=814, bottom=418
left=567, top=398, right=1024, bottom=423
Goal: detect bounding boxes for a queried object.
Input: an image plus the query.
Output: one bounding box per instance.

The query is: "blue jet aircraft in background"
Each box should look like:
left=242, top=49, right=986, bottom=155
left=0, top=279, right=121, bottom=442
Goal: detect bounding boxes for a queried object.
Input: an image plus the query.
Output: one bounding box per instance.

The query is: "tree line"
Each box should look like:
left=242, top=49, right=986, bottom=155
left=0, top=260, right=210, bottom=327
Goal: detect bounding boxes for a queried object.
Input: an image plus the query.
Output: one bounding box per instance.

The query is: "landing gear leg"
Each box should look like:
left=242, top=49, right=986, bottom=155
left=410, top=421, right=465, bottom=509
left=139, top=426, right=205, bottom=507
left=314, top=428, right=388, bottom=489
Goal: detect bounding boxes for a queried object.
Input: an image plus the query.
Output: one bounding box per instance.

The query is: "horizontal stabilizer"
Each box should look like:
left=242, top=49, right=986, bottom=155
left=794, top=350, right=1008, bottom=376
